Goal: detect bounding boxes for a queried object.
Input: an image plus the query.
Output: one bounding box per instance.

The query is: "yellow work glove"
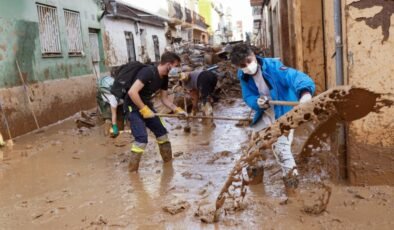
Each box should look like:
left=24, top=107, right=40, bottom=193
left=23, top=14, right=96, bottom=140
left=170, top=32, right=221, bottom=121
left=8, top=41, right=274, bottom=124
left=174, top=107, right=187, bottom=117
left=179, top=72, right=189, bottom=81
left=139, top=105, right=155, bottom=119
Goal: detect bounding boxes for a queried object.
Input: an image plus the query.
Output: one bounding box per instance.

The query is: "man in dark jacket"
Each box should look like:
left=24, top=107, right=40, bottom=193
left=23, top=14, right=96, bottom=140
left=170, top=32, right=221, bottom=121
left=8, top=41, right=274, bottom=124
left=126, top=52, right=187, bottom=172
left=180, top=70, right=218, bottom=115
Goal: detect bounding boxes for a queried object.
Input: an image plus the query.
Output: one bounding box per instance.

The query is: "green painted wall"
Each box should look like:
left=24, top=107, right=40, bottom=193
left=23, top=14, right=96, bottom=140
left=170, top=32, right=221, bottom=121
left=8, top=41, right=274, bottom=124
left=0, top=0, right=106, bottom=88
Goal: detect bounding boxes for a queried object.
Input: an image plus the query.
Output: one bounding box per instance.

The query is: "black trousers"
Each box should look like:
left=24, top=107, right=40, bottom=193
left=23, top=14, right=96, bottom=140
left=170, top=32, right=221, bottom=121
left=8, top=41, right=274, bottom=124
left=197, top=71, right=218, bottom=104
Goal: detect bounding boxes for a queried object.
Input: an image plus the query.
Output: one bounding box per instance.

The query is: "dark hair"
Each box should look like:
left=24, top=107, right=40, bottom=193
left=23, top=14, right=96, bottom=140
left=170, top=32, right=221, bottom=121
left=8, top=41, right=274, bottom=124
left=230, top=43, right=254, bottom=65
left=160, top=52, right=181, bottom=64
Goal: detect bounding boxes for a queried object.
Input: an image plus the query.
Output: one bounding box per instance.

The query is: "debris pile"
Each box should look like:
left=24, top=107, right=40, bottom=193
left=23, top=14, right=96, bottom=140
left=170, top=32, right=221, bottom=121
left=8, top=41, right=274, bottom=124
left=75, top=111, right=97, bottom=129
left=165, top=42, right=241, bottom=114
left=301, top=182, right=332, bottom=215
left=162, top=199, right=190, bottom=215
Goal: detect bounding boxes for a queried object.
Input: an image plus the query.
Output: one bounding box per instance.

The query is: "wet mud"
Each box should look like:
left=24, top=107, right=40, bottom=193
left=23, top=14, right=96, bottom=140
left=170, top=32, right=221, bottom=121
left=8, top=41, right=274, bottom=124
left=0, top=87, right=393, bottom=229
left=213, top=86, right=393, bottom=223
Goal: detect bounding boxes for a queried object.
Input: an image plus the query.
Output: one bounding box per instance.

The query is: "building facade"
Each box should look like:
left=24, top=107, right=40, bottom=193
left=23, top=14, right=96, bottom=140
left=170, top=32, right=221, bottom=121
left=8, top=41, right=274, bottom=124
left=102, top=0, right=168, bottom=66
left=254, top=0, right=394, bottom=185
left=0, top=0, right=105, bottom=137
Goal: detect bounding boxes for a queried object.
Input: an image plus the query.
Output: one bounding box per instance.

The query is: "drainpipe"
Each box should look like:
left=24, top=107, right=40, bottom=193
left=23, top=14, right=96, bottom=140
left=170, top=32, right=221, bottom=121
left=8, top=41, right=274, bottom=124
left=110, top=0, right=117, bottom=16
left=334, top=0, right=344, bottom=85
left=334, top=0, right=347, bottom=180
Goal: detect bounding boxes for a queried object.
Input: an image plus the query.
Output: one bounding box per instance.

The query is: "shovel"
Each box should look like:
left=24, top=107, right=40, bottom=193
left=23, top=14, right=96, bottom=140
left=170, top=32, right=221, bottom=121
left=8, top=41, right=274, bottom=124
left=0, top=101, right=13, bottom=146
left=155, top=100, right=298, bottom=122
left=155, top=113, right=252, bottom=122
left=269, top=100, right=299, bottom=106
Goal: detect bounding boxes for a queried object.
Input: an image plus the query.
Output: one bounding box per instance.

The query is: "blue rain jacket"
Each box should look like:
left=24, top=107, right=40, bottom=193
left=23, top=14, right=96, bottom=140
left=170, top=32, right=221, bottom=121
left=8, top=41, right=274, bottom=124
left=238, top=56, right=315, bottom=124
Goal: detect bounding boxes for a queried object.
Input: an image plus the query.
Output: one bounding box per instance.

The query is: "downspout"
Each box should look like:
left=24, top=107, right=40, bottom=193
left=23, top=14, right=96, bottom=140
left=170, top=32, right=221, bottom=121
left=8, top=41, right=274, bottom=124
left=321, top=0, right=328, bottom=90
left=99, top=0, right=117, bottom=21
left=334, top=0, right=344, bottom=85
left=111, top=0, right=118, bottom=17
left=334, top=0, right=347, bottom=180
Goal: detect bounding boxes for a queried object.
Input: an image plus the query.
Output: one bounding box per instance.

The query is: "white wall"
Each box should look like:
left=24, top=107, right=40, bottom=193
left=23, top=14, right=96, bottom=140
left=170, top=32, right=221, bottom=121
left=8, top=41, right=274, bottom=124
left=143, top=25, right=167, bottom=62
left=118, top=0, right=169, bottom=19
left=103, top=17, right=138, bottom=66
left=102, top=17, right=167, bottom=67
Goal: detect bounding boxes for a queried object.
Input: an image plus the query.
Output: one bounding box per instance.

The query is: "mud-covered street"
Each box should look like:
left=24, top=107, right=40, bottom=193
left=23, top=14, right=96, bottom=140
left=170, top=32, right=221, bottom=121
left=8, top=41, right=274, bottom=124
left=0, top=98, right=393, bottom=229
left=1, top=0, right=394, bottom=229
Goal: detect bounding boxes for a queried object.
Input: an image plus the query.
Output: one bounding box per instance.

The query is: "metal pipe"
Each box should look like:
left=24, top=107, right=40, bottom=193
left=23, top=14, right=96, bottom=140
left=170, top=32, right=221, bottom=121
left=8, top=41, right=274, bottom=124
left=321, top=0, right=328, bottom=90
left=334, top=0, right=347, bottom=180
left=334, top=0, right=344, bottom=85
left=155, top=113, right=252, bottom=122
left=110, top=0, right=117, bottom=16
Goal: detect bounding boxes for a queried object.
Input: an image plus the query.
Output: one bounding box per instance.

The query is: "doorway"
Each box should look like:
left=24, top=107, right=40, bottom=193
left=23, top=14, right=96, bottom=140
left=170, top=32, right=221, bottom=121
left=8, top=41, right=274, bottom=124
left=89, top=29, right=100, bottom=78
left=152, top=35, right=160, bottom=62
left=125, top=32, right=136, bottom=62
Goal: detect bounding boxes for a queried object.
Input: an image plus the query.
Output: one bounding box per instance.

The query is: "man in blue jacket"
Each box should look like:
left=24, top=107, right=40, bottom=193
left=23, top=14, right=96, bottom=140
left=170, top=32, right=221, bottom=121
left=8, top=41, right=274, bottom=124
left=230, top=44, right=315, bottom=189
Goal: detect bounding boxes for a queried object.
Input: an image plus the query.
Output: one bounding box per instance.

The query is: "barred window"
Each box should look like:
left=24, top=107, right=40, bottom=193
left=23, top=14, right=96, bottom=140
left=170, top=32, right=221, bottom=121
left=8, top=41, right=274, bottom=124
left=64, top=10, right=83, bottom=55
left=36, top=4, right=62, bottom=55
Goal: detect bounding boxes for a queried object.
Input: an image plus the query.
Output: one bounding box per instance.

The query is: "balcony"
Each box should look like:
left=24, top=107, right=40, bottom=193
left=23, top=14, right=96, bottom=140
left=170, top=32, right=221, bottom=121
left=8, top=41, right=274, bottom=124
left=168, top=0, right=183, bottom=21
left=185, top=8, right=192, bottom=23
left=250, top=0, right=263, bottom=6
left=193, top=12, right=208, bottom=29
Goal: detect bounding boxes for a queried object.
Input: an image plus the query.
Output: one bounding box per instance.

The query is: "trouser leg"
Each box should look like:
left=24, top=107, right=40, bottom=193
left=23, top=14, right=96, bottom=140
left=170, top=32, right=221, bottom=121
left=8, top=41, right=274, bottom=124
left=128, top=110, right=148, bottom=172
left=145, top=113, right=172, bottom=162
left=272, top=130, right=297, bottom=176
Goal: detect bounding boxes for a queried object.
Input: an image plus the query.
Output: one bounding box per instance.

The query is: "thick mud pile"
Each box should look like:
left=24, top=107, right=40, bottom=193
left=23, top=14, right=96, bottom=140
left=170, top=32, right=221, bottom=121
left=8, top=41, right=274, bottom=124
left=199, top=86, right=393, bottom=223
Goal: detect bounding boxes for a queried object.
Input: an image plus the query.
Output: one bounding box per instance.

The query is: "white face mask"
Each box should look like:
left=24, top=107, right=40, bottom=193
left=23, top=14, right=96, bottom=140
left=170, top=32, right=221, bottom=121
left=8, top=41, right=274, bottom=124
left=242, top=61, right=258, bottom=75
left=168, top=67, right=180, bottom=77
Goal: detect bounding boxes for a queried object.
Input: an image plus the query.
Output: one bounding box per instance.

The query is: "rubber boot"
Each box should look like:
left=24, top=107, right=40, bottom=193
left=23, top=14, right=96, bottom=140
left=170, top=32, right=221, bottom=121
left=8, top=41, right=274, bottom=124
left=283, top=169, right=299, bottom=196
left=158, top=142, right=172, bottom=163
left=202, top=102, right=215, bottom=127
left=272, top=131, right=299, bottom=188
left=128, top=152, right=142, bottom=172
left=283, top=174, right=299, bottom=189
left=246, top=161, right=264, bottom=185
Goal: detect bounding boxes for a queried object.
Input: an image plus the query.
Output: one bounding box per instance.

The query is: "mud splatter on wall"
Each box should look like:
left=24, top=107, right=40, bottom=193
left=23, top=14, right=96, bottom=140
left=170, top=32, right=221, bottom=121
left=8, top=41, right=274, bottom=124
left=345, top=0, right=394, bottom=185
left=348, top=0, right=394, bottom=43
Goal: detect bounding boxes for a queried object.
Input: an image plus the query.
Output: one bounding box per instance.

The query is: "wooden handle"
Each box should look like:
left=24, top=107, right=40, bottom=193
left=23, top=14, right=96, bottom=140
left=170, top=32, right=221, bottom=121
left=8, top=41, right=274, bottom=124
left=16, top=60, right=40, bottom=129
left=269, top=100, right=299, bottom=106
left=155, top=113, right=252, bottom=122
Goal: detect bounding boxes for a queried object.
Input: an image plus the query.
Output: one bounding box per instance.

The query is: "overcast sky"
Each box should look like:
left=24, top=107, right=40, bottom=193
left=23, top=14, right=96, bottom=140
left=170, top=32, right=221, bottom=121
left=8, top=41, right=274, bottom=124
left=223, top=0, right=253, bottom=33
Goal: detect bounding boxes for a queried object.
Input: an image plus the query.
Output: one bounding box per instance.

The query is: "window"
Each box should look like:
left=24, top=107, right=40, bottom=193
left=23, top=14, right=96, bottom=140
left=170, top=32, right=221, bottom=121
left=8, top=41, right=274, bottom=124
left=64, top=10, right=83, bottom=55
left=36, top=4, right=61, bottom=55
left=152, top=35, right=160, bottom=62
left=125, top=32, right=136, bottom=62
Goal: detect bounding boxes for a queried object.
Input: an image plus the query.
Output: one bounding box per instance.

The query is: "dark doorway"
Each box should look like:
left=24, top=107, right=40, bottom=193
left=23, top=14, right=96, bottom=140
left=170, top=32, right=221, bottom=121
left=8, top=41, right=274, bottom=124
left=125, top=32, right=136, bottom=62
left=152, top=35, right=160, bottom=62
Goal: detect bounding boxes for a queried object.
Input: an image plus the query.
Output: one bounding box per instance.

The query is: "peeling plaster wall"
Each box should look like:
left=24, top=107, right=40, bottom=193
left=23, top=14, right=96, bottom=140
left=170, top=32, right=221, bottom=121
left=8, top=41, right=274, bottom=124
left=102, top=18, right=137, bottom=67
left=345, top=0, right=394, bottom=185
left=144, top=25, right=167, bottom=62
left=102, top=17, right=167, bottom=67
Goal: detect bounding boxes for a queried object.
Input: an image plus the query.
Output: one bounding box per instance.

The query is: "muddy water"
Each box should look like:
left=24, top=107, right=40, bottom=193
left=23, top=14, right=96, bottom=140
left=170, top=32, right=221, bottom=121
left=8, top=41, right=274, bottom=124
left=0, top=98, right=394, bottom=229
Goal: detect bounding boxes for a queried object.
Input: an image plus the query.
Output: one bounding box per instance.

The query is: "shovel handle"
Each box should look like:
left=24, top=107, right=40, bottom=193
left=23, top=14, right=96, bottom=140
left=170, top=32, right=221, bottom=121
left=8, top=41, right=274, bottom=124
left=269, top=100, right=299, bottom=106
left=155, top=113, right=251, bottom=122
